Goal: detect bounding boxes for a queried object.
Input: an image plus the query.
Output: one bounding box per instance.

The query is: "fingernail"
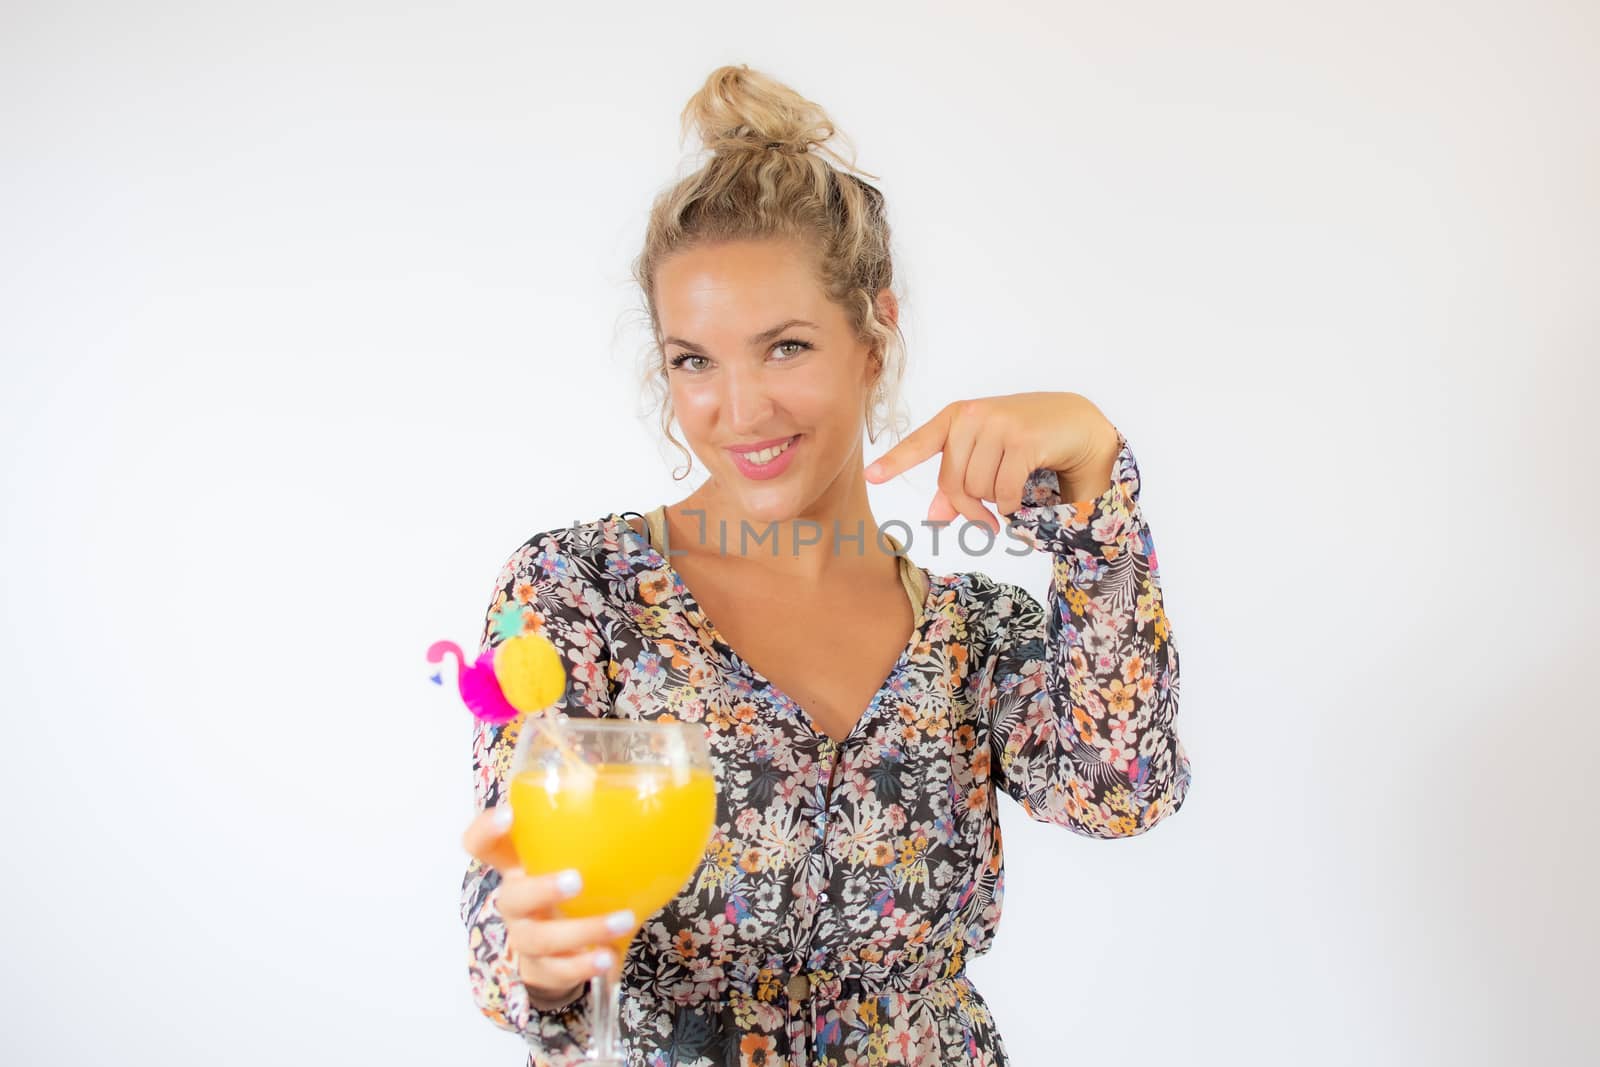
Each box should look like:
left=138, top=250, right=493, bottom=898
left=593, top=949, right=615, bottom=970
left=864, top=462, right=880, bottom=478
left=491, top=805, right=513, bottom=832
left=555, top=869, right=582, bottom=898
left=605, top=909, right=636, bottom=935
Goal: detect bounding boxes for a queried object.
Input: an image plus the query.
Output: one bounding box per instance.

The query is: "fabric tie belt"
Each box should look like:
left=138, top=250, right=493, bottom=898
left=637, top=964, right=969, bottom=1065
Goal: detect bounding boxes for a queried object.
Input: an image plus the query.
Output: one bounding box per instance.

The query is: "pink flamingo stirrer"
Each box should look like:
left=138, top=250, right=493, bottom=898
left=427, top=630, right=589, bottom=773
left=426, top=640, right=525, bottom=725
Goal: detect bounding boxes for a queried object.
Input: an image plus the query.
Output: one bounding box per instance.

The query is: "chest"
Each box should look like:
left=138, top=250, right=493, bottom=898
left=675, top=561, right=916, bottom=743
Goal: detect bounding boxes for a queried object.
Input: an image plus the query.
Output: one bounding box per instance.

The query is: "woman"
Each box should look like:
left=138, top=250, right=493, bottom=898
left=459, top=64, right=1191, bottom=1067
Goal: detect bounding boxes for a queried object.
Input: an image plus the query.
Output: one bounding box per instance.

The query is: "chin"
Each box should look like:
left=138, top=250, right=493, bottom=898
left=729, top=484, right=811, bottom=525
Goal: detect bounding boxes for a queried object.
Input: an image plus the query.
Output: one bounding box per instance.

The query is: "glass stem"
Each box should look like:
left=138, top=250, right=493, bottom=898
left=588, top=964, right=623, bottom=1063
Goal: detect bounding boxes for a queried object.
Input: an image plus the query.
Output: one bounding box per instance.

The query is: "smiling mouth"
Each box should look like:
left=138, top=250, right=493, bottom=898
left=731, top=435, right=799, bottom=466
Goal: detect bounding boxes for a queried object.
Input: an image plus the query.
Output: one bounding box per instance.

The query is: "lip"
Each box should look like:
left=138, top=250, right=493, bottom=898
left=727, top=434, right=799, bottom=454
left=726, top=434, right=801, bottom=481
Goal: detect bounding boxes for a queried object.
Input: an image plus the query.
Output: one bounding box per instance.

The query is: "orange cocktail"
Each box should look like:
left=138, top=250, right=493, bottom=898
left=509, top=761, right=716, bottom=947
left=504, top=717, right=716, bottom=1065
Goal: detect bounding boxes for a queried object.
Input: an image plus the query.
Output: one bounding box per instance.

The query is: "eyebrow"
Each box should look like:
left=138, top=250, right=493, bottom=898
left=663, top=318, right=821, bottom=353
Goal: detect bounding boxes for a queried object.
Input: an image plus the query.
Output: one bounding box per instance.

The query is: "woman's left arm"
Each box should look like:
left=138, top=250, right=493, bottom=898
left=982, top=424, right=1191, bottom=838
left=866, top=393, right=1191, bottom=839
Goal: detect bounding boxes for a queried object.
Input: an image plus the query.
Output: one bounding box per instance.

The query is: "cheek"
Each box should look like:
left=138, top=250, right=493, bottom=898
left=785, top=367, right=866, bottom=427
left=671, top=381, right=719, bottom=432
left=810, top=391, right=867, bottom=448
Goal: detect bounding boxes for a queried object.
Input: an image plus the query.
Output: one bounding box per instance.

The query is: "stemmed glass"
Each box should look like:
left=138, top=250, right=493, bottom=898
left=506, top=718, right=717, bottom=1065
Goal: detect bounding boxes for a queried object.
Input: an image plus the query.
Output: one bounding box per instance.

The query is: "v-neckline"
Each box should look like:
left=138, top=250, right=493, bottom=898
left=610, top=510, right=931, bottom=748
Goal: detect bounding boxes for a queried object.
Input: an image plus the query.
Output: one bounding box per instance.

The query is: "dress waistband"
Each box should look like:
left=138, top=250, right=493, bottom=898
left=633, top=961, right=967, bottom=1008
left=632, top=965, right=972, bottom=1067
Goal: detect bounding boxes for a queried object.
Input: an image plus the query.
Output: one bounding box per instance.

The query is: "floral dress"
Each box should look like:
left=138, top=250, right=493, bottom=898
left=461, top=427, right=1191, bottom=1066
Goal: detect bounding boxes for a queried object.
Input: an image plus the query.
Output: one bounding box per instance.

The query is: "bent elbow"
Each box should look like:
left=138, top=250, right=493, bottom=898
left=1110, top=756, right=1192, bottom=840
left=1058, top=755, right=1192, bottom=840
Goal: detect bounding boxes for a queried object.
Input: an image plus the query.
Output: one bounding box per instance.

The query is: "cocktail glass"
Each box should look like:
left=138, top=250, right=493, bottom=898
left=507, top=718, right=717, bottom=1065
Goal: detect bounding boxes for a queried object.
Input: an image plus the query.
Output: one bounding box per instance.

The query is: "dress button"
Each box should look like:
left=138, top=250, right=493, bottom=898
left=787, top=974, right=811, bottom=1001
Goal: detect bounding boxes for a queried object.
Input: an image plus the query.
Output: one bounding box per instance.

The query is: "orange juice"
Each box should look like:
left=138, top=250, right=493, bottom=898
left=508, top=762, right=717, bottom=943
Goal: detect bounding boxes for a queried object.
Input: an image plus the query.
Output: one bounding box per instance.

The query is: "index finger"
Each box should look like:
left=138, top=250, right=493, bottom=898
left=864, top=406, right=952, bottom=483
left=497, top=867, right=585, bottom=920
left=462, top=804, right=522, bottom=874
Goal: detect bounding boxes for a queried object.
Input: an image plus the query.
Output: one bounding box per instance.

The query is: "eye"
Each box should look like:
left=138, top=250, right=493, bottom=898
left=668, top=352, right=711, bottom=373
left=772, top=338, right=814, bottom=360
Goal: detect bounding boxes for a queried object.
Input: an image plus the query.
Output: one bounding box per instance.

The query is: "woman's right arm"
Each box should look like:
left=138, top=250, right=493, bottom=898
left=460, top=531, right=617, bottom=1061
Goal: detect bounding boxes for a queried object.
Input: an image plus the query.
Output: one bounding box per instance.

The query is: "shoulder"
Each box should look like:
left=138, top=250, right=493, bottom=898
left=920, top=563, right=1043, bottom=638
left=485, top=512, right=652, bottom=616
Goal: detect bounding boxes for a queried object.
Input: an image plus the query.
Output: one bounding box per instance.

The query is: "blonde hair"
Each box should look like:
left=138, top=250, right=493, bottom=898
left=632, top=64, right=909, bottom=479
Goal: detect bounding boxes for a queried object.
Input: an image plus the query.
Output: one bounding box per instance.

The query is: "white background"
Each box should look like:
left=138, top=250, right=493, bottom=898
left=3, top=2, right=1596, bottom=1064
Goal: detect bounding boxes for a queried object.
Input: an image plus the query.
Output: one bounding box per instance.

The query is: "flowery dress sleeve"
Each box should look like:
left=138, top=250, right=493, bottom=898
left=460, top=530, right=615, bottom=1065
left=974, top=426, right=1191, bottom=838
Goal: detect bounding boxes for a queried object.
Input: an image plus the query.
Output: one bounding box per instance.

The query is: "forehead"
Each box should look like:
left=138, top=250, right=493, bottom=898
left=655, top=239, right=833, bottom=334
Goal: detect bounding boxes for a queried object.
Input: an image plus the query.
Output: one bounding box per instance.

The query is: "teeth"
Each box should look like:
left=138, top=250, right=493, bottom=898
left=742, top=438, right=794, bottom=465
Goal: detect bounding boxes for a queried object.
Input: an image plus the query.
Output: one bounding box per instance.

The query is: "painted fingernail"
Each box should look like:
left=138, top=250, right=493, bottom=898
left=593, top=949, right=615, bottom=970
left=605, top=909, right=636, bottom=935
left=555, top=869, right=582, bottom=898
left=491, top=805, right=513, bottom=832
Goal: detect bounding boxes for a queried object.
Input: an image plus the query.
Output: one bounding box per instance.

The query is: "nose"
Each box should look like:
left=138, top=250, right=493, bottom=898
left=723, top=363, right=776, bottom=435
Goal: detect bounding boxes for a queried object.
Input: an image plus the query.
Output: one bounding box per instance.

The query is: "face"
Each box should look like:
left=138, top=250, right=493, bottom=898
left=655, top=238, right=894, bottom=523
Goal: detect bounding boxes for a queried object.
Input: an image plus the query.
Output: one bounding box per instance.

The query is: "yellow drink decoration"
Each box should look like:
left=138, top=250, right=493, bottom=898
left=509, top=762, right=717, bottom=940
left=495, top=632, right=567, bottom=712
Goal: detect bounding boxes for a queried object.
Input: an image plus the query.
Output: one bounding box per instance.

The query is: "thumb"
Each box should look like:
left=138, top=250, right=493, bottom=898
left=461, top=804, right=523, bottom=875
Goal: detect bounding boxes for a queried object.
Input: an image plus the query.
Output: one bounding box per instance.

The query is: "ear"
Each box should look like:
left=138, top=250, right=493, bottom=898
left=874, top=288, right=899, bottom=329
left=863, top=289, right=899, bottom=390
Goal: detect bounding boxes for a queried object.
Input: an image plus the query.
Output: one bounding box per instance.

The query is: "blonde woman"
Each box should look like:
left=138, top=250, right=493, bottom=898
left=460, top=64, right=1191, bottom=1067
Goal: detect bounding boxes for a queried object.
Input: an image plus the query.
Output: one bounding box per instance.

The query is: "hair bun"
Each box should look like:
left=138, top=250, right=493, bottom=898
left=680, top=64, right=843, bottom=163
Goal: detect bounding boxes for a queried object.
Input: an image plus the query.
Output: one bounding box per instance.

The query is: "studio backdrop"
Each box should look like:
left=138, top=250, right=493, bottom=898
left=2, top=3, right=1594, bottom=1065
